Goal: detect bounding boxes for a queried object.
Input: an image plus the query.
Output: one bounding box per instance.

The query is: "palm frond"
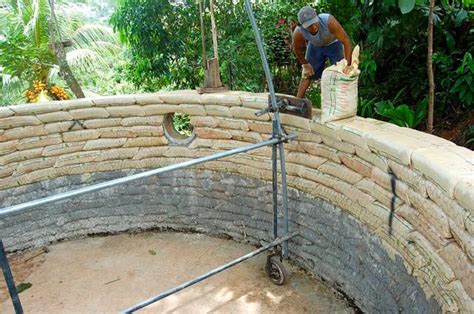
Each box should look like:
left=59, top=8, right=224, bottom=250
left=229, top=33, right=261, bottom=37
left=66, top=48, right=99, bottom=68
left=47, top=64, right=60, bottom=81
left=71, top=24, right=119, bottom=48
left=23, top=0, right=49, bottom=47
left=1, top=68, right=27, bottom=105
left=67, top=24, right=122, bottom=70
left=0, top=7, right=21, bottom=36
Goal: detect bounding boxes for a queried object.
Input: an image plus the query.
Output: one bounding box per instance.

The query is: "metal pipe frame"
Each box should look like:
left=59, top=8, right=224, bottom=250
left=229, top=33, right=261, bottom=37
left=0, top=240, right=23, bottom=314
left=0, top=135, right=295, bottom=218
left=243, top=0, right=282, bottom=133
left=272, top=121, right=279, bottom=240
left=124, top=3, right=295, bottom=311
left=1, top=2, right=296, bottom=313
left=122, top=232, right=298, bottom=313
left=244, top=0, right=291, bottom=256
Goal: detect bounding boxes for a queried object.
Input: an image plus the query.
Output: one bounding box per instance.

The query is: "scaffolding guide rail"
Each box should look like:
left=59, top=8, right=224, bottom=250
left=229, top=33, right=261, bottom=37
left=0, top=240, right=23, bottom=314
left=0, top=1, right=298, bottom=313
left=242, top=0, right=291, bottom=258
left=124, top=1, right=296, bottom=311
left=0, top=136, right=294, bottom=218
left=122, top=233, right=299, bottom=314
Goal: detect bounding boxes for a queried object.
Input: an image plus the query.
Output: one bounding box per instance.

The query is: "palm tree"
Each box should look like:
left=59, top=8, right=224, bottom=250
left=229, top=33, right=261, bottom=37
left=0, top=0, right=122, bottom=104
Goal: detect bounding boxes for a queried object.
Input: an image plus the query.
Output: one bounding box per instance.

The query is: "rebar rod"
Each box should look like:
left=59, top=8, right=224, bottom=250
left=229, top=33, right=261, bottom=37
left=0, top=136, right=295, bottom=218
left=122, top=232, right=298, bottom=313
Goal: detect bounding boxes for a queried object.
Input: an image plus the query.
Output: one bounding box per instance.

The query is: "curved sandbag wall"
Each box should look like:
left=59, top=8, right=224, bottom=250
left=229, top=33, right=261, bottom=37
left=0, top=90, right=472, bottom=312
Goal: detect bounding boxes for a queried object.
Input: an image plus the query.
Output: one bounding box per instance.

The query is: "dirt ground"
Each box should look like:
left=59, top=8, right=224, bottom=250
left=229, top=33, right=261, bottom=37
left=0, top=232, right=355, bottom=313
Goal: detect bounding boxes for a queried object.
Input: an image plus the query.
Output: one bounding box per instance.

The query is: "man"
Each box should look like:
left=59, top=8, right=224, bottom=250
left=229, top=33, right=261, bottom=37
left=292, top=6, right=352, bottom=98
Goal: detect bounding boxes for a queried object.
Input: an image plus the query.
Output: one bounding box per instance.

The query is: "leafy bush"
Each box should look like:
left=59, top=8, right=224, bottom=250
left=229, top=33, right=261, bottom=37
left=172, top=112, right=193, bottom=136
left=375, top=98, right=427, bottom=128
left=463, top=124, right=474, bottom=149
left=358, top=97, right=377, bottom=118
left=352, top=1, right=472, bottom=130
left=451, top=52, right=474, bottom=106
left=110, top=0, right=203, bottom=90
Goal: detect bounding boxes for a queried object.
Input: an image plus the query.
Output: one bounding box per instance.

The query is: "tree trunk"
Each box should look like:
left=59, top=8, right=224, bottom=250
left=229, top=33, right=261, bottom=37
left=199, top=0, right=207, bottom=70
left=48, top=0, right=85, bottom=99
left=209, top=0, right=219, bottom=61
left=51, top=42, right=85, bottom=98
left=427, top=0, right=435, bottom=133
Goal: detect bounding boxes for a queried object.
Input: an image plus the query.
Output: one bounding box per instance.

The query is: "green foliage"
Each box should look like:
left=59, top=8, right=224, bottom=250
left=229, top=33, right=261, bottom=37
left=0, top=2, right=56, bottom=104
left=172, top=112, right=192, bottom=136
left=451, top=52, right=474, bottom=106
left=375, top=97, right=427, bottom=128
left=358, top=97, right=376, bottom=118
left=109, top=0, right=350, bottom=94
left=214, top=1, right=263, bottom=92
left=464, top=125, right=474, bottom=149
left=399, top=0, right=417, bottom=14
left=355, top=0, right=472, bottom=129
left=0, top=0, right=138, bottom=105
left=0, top=3, right=55, bottom=82
left=110, top=0, right=202, bottom=90
left=1, top=0, right=472, bottom=143
left=0, top=72, right=28, bottom=105
left=306, top=87, right=321, bottom=109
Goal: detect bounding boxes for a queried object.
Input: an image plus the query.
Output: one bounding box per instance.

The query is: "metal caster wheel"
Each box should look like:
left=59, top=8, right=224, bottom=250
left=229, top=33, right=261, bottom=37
left=266, top=255, right=288, bottom=286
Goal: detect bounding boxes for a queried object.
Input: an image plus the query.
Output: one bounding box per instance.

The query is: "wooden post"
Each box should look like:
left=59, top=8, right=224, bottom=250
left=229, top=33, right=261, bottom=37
left=199, top=0, right=207, bottom=70
left=204, top=58, right=223, bottom=88
left=198, top=0, right=227, bottom=93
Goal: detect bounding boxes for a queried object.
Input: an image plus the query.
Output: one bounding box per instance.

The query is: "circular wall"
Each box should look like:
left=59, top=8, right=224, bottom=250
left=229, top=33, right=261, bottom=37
left=0, top=90, right=472, bottom=312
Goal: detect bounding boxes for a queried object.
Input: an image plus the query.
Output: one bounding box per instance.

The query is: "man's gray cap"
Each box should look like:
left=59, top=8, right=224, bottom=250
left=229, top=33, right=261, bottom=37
left=298, top=6, right=320, bottom=29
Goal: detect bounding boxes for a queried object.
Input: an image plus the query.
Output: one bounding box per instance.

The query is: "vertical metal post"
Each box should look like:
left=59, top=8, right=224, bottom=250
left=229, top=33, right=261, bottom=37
left=278, top=144, right=290, bottom=258
left=245, top=0, right=291, bottom=258
left=272, top=121, right=279, bottom=240
left=0, top=240, right=23, bottom=314
left=243, top=0, right=284, bottom=134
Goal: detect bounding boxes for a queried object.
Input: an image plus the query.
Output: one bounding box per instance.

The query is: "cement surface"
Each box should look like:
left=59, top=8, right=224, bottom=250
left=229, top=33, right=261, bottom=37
left=1, top=232, right=355, bottom=313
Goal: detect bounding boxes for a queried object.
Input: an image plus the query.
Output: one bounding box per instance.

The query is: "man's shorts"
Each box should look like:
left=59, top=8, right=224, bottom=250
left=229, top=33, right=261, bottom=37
left=306, top=40, right=344, bottom=80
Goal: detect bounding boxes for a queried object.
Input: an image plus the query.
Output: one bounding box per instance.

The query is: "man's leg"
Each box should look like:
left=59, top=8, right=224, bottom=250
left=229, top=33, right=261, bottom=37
left=325, top=41, right=344, bottom=65
left=297, top=43, right=325, bottom=98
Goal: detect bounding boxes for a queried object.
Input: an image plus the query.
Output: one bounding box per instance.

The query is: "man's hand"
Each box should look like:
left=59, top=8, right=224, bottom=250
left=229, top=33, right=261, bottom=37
left=301, top=63, right=314, bottom=79
left=342, top=65, right=352, bottom=75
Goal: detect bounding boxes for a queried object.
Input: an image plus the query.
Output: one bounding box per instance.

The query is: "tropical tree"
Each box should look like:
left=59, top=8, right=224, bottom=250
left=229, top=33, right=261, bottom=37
left=0, top=0, right=127, bottom=104
left=110, top=0, right=318, bottom=93
left=355, top=0, right=472, bottom=133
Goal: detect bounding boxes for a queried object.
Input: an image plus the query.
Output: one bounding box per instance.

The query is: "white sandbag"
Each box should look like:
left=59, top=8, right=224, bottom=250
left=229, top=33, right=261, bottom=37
left=321, top=45, right=360, bottom=123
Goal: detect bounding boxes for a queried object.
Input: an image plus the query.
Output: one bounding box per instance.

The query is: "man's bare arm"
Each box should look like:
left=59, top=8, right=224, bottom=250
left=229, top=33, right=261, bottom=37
left=292, top=29, right=308, bottom=65
left=328, top=16, right=352, bottom=65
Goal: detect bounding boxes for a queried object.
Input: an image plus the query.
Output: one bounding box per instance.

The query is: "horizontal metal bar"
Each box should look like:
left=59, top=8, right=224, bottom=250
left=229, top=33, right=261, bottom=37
left=0, top=135, right=296, bottom=218
left=122, top=232, right=298, bottom=313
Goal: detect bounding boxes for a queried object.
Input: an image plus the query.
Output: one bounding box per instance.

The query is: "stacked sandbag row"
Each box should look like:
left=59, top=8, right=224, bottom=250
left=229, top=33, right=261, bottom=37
left=0, top=90, right=472, bottom=312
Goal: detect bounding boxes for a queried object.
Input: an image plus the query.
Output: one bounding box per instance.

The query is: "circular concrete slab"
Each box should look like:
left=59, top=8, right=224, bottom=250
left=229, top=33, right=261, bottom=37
left=1, top=232, right=355, bottom=313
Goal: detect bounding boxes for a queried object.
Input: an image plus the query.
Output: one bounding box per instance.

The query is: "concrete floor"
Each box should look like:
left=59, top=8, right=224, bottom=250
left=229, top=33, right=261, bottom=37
left=1, top=232, right=355, bottom=313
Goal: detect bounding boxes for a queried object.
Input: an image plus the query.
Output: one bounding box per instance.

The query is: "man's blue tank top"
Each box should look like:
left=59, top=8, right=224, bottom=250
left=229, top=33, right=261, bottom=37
left=298, top=13, right=337, bottom=47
